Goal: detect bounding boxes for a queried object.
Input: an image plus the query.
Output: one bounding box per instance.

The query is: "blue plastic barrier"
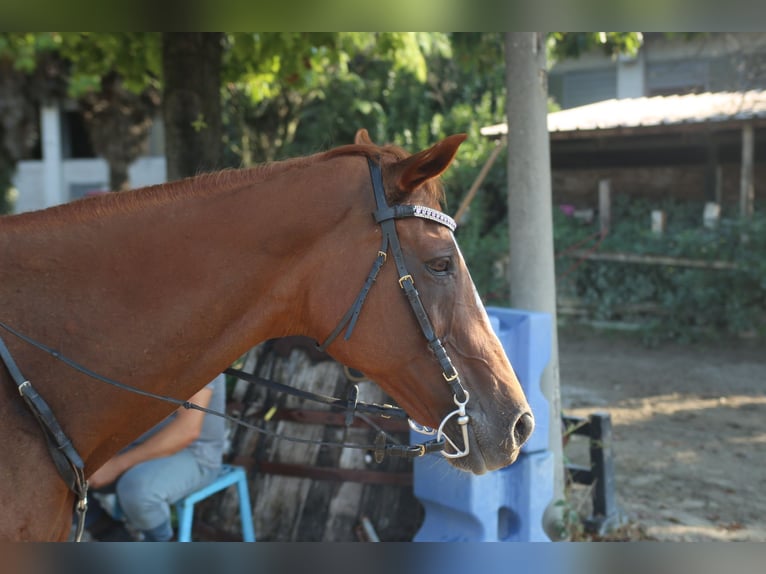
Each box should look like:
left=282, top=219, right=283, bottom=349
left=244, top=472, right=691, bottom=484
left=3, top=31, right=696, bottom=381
left=412, top=307, right=553, bottom=542
left=486, top=306, right=551, bottom=455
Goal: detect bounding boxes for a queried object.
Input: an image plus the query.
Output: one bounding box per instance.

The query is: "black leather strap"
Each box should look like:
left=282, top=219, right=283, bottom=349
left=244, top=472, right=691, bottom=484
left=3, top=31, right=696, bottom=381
left=0, top=319, right=442, bottom=463
left=0, top=333, right=89, bottom=540
left=316, top=243, right=389, bottom=351
left=224, top=366, right=408, bottom=419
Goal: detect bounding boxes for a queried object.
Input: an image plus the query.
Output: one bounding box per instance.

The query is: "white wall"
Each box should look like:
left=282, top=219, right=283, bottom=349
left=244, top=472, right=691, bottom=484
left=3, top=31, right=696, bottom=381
left=12, top=156, right=167, bottom=214
left=616, top=52, right=646, bottom=99
left=9, top=101, right=167, bottom=215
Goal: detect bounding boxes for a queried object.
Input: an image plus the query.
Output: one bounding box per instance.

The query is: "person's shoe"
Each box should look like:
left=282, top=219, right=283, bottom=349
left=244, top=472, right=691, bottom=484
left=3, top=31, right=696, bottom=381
left=92, top=522, right=136, bottom=542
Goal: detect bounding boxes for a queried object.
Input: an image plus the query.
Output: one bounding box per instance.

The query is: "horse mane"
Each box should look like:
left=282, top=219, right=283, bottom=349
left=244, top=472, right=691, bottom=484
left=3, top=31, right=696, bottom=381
left=2, top=141, right=446, bottom=232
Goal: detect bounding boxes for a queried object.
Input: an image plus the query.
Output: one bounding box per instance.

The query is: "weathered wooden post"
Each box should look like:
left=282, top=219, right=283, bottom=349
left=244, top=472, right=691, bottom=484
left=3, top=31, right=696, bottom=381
left=703, top=202, right=721, bottom=229
left=599, top=179, right=611, bottom=236
left=740, top=123, right=755, bottom=219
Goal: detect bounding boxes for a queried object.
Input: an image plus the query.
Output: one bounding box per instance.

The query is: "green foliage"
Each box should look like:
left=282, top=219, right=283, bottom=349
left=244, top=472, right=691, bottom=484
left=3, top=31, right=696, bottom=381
left=556, top=197, right=766, bottom=343
left=221, top=33, right=450, bottom=166
left=362, top=33, right=512, bottom=305
left=52, top=33, right=161, bottom=96
left=553, top=497, right=586, bottom=541
left=0, top=33, right=57, bottom=72
left=547, top=32, right=643, bottom=66
left=251, top=32, right=514, bottom=307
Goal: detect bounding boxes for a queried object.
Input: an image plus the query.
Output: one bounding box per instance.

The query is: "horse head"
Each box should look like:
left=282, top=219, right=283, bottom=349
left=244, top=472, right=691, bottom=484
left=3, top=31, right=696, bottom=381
left=315, top=129, right=534, bottom=474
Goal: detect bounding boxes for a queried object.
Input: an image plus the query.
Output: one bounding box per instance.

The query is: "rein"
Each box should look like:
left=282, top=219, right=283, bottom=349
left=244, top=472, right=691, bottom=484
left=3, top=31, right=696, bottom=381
left=0, top=320, right=442, bottom=461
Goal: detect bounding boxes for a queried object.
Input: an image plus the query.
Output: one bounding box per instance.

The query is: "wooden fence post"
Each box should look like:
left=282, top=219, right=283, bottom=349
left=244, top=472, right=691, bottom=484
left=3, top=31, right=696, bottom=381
left=599, top=180, right=611, bottom=236
left=740, top=123, right=755, bottom=219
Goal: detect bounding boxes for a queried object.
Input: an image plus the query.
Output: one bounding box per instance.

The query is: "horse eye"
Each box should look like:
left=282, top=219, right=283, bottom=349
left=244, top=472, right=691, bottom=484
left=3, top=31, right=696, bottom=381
left=427, top=257, right=452, bottom=275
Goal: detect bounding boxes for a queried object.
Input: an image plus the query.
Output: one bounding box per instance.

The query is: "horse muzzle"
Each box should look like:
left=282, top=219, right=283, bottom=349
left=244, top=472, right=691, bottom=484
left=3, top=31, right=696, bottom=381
left=466, top=409, right=536, bottom=474
left=410, top=396, right=534, bottom=474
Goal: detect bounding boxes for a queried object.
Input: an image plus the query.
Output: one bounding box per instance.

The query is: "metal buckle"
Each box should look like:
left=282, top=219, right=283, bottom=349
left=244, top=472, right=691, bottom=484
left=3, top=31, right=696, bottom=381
left=398, top=274, right=413, bottom=289
left=442, top=370, right=459, bottom=382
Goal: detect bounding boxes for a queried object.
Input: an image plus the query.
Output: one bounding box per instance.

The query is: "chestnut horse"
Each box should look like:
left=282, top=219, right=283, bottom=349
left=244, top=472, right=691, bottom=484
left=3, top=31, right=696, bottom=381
left=0, top=129, right=533, bottom=541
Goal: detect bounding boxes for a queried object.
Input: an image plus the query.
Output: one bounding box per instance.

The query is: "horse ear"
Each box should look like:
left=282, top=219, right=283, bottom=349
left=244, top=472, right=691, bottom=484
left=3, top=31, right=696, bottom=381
left=394, top=134, right=468, bottom=192
left=354, top=129, right=374, bottom=145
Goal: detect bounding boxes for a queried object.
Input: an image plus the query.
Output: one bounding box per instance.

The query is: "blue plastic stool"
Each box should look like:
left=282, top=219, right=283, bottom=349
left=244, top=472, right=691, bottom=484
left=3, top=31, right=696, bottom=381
left=174, top=464, right=255, bottom=542
left=109, top=463, right=255, bottom=542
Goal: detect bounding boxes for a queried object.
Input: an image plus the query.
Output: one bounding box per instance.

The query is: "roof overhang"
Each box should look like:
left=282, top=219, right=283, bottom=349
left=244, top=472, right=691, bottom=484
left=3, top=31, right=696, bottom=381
left=481, top=90, right=766, bottom=141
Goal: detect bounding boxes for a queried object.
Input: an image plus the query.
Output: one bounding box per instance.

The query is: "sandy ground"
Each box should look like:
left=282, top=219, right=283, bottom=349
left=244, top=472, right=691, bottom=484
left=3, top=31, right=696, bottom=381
left=559, top=327, right=766, bottom=541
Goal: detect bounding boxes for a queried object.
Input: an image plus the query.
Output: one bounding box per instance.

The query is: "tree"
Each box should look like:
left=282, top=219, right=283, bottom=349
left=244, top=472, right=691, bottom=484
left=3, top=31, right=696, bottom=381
left=52, top=32, right=225, bottom=184
left=221, top=33, right=443, bottom=166
left=56, top=33, right=162, bottom=190
left=0, top=34, right=67, bottom=213
left=80, top=72, right=160, bottom=191
left=162, top=33, right=224, bottom=180
left=0, top=33, right=443, bottom=196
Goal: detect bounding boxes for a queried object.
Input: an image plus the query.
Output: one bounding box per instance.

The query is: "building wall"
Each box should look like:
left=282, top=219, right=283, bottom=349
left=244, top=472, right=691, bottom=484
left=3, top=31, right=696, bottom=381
left=552, top=163, right=765, bottom=210
left=549, top=33, right=766, bottom=109
left=13, top=156, right=167, bottom=214
left=10, top=102, right=167, bottom=214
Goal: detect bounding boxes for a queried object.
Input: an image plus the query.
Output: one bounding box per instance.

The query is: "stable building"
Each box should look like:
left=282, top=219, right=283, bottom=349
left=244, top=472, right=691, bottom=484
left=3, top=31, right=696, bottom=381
left=482, top=90, right=766, bottom=218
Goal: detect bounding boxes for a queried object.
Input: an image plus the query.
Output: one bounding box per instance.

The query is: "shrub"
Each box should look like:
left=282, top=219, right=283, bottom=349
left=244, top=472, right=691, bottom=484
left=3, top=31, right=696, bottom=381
left=555, top=196, right=766, bottom=343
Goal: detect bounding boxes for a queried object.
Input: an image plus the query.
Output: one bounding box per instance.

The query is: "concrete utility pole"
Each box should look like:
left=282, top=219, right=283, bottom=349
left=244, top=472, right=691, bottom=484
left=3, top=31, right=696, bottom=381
left=504, top=32, right=564, bottom=539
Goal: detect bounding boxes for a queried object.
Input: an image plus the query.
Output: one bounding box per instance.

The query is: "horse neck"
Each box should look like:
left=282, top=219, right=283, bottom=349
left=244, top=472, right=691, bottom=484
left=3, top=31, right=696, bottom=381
left=0, top=152, right=368, bottom=466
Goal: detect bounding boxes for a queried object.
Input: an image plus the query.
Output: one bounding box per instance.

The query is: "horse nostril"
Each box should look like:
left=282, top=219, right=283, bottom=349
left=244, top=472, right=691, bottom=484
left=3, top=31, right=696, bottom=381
left=513, top=412, right=535, bottom=447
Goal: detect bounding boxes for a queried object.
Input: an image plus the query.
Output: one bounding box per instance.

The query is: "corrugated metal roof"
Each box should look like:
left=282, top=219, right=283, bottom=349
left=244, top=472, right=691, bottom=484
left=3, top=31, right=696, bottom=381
left=481, top=90, right=766, bottom=137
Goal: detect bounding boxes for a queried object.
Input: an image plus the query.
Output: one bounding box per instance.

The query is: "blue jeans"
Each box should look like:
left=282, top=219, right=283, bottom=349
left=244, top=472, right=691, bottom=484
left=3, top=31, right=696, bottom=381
left=116, top=450, right=220, bottom=540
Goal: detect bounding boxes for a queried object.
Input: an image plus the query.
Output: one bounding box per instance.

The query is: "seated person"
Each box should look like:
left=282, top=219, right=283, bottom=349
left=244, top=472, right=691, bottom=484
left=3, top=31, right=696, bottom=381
left=85, top=373, right=226, bottom=541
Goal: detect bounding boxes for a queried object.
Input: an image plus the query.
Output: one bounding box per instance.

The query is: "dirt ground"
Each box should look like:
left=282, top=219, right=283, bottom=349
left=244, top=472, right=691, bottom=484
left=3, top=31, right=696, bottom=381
left=558, top=326, right=766, bottom=542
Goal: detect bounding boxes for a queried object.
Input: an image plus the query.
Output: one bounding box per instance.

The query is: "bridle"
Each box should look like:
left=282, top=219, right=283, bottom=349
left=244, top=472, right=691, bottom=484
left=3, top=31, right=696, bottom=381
left=0, top=154, right=471, bottom=540
left=317, top=156, right=471, bottom=460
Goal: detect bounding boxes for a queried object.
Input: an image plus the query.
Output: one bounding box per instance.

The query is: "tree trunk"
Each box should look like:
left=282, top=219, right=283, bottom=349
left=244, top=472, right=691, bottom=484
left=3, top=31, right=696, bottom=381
left=161, top=33, right=224, bottom=181
left=109, top=161, right=130, bottom=192
left=504, top=32, right=564, bottom=538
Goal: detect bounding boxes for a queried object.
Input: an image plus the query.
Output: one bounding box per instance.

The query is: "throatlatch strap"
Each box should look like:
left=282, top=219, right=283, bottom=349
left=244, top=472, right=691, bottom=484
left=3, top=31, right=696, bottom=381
left=317, top=238, right=390, bottom=352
